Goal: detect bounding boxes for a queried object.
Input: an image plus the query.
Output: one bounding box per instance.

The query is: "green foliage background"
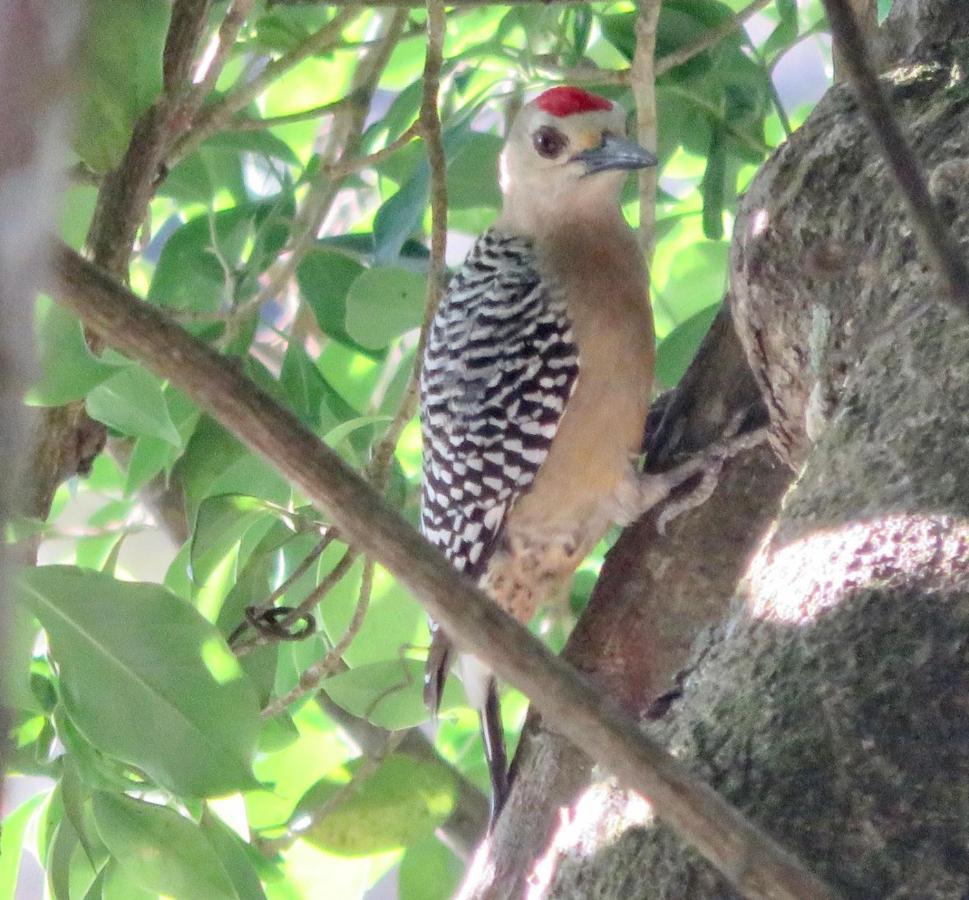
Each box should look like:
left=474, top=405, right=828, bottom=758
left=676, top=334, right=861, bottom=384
left=5, top=0, right=837, bottom=896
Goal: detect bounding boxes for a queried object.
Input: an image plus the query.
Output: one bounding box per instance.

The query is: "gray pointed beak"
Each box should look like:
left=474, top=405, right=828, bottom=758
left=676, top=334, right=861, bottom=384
left=571, top=133, right=658, bottom=176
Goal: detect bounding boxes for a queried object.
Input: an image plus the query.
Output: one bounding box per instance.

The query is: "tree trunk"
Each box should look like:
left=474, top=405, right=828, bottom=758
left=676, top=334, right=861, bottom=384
left=463, top=1, right=969, bottom=896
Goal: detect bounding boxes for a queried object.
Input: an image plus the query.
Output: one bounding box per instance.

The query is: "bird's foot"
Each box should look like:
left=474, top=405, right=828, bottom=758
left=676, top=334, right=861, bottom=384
left=622, top=414, right=769, bottom=533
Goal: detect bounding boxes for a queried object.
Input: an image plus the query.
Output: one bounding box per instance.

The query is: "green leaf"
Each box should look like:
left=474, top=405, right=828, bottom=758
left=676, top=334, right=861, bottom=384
left=100, top=859, right=157, bottom=900
left=48, top=817, right=83, bottom=900
left=323, top=415, right=390, bottom=459
left=123, top=387, right=200, bottom=496
left=190, top=494, right=275, bottom=586
left=176, top=417, right=290, bottom=521
left=87, top=367, right=182, bottom=445
left=297, top=753, right=456, bottom=855
left=655, top=303, right=720, bottom=389
left=321, top=659, right=464, bottom=730
left=148, top=200, right=292, bottom=314
left=318, top=564, right=425, bottom=670
left=296, top=248, right=366, bottom=349
left=446, top=133, right=503, bottom=210
left=92, top=794, right=238, bottom=900
left=54, top=704, right=141, bottom=793
left=20, top=566, right=260, bottom=797
left=662, top=240, right=729, bottom=320
left=4, top=602, right=40, bottom=712
left=763, top=0, right=799, bottom=58
left=344, top=267, right=425, bottom=350
left=200, top=809, right=267, bottom=900
left=73, top=0, right=170, bottom=172
left=27, top=298, right=120, bottom=406
left=279, top=342, right=340, bottom=430
left=373, top=124, right=473, bottom=265
left=0, top=792, right=47, bottom=899
left=399, top=836, right=463, bottom=900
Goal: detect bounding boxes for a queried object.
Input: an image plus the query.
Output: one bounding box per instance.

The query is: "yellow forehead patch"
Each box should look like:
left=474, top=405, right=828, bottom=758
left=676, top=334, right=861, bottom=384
left=573, top=129, right=603, bottom=152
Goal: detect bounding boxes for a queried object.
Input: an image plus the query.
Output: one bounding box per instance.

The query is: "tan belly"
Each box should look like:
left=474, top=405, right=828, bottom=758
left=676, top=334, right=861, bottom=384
left=486, top=233, right=654, bottom=622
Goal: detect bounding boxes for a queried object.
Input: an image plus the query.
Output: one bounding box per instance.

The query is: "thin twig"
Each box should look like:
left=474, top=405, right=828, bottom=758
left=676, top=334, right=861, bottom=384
left=236, top=545, right=359, bottom=656
left=51, top=243, right=839, bottom=900
left=541, top=0, right=774, bottom=90
left=256, top=727, right=406, bottom=854
left=169, top=6, right=362, bottom=167
left=228, top=530, right=337, bottom=648
left=654, top=0, right=773, bottom=76
left=260, top=556, right=373, bottom=716
left=820, top=0, right=969, bottom=314
left=631, top=0, right=661, bottom=257
left=190, top=0, right=258, bottom=105
left=228, top=97, right=351, bottom=130
left=367, top=0, right=447, bottom=487
left=225, top=9, right=409, bottom=337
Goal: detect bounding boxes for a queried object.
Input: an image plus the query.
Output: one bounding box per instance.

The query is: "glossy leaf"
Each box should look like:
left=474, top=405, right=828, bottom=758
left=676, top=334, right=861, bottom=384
left=321, top=659, right=465, bottom=730
left=28, top=299, right=120, bottom=406
left=92, top=793, right=238, bottom=899
left=0, top=792, right=47, bottom=899
left=87, top=367, right=181, bottom=445
left=73, top=0, right=170, bottom=171
left=344, top=267, right=425, bottom=350
left=297, top=753, right=456, bottom=856
left=20, top=566, right=260, bottom=797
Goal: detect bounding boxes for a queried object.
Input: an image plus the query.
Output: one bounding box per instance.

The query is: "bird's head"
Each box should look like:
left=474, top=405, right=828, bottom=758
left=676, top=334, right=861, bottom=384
left=498, top=86, right=657, bottom=234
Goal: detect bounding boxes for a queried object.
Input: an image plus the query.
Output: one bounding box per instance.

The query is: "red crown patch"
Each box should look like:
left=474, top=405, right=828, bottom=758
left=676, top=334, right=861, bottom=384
left=535, top=86, right=613, bottom=117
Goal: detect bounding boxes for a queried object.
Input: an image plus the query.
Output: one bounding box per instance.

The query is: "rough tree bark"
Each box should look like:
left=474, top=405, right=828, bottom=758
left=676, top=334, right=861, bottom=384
left=464, top=0, right=969, bottom=896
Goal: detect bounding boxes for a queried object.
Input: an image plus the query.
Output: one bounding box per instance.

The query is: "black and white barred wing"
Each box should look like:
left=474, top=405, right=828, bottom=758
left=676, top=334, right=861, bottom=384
left=420, top=229, right=579, bottom=581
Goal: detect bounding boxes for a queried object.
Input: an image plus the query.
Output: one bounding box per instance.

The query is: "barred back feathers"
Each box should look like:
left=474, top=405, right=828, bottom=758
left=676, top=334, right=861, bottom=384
left=419, top=228, right=579, bottom=581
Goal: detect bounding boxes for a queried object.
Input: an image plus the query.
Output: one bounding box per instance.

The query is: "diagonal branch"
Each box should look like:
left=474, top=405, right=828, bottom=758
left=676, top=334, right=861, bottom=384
left=48, top=244, right=838, bottom=900
left=820, top=0, right=969, bottom=313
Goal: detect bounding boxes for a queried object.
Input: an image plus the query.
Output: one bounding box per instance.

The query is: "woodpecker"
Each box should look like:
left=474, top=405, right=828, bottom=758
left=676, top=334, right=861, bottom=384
left=420, top=86, right=657, bottom=824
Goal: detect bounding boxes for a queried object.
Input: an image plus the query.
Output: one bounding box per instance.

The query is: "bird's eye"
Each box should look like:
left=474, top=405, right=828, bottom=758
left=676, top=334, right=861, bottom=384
left=532, top=126, right=568, bottom=159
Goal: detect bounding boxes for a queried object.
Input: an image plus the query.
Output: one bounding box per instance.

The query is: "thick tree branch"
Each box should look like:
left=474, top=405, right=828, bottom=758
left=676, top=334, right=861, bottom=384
left=821, top=0, right=969, bottom=313
left=88, top=0, right=213, bottom=276
left=48, top=245, right=836, bottom=900
left=27, top=0, right=214, bottom=529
